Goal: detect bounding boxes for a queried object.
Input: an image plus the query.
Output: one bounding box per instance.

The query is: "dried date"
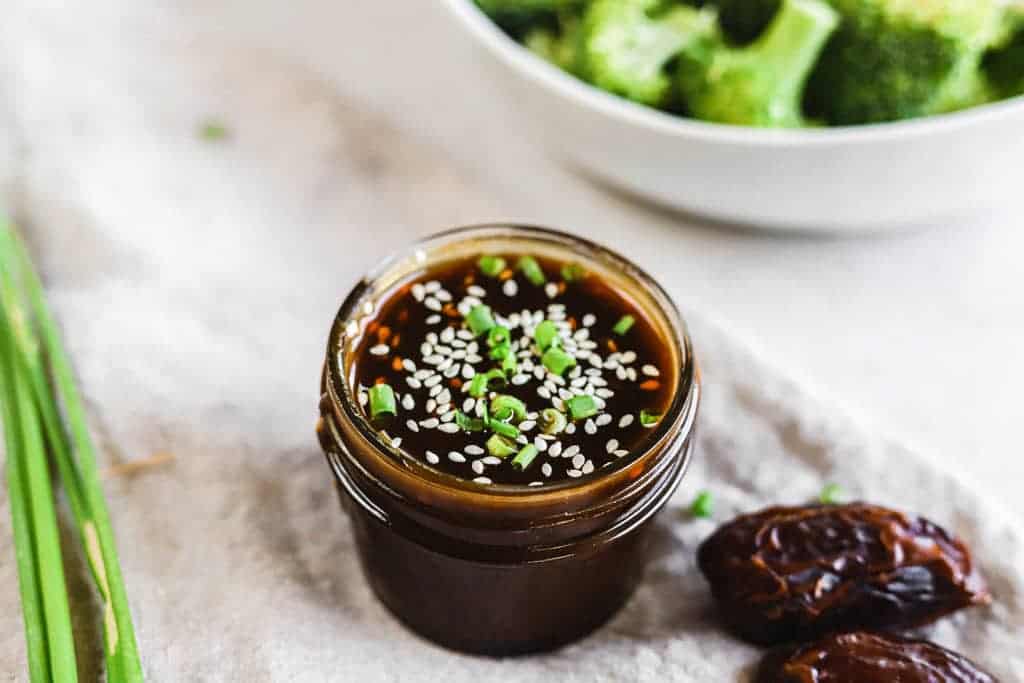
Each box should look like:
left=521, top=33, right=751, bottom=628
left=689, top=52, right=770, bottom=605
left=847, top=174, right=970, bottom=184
left=756, top=631, right=998, bottom=683
left=697, top=503, right=990, bottom=644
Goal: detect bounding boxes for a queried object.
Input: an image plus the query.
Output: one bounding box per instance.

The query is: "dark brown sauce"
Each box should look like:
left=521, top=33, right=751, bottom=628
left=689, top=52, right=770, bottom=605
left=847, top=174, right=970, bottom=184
left=350, top=254, right=675, bottom=486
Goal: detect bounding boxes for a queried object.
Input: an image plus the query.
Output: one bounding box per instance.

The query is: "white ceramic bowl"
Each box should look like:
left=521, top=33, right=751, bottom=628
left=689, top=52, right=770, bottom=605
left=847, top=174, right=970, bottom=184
left=441, top=0, right=1024, bottom=233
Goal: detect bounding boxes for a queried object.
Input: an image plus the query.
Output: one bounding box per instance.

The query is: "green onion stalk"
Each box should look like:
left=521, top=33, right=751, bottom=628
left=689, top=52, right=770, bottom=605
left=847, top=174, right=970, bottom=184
left=0, top=222, right=144, bottom=681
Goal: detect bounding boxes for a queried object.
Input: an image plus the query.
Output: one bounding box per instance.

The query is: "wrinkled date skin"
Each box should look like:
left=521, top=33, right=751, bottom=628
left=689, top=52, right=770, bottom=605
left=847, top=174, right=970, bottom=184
left=756, top=631, right=998, bottom=683
left=697, top=503, right=990, bottom=644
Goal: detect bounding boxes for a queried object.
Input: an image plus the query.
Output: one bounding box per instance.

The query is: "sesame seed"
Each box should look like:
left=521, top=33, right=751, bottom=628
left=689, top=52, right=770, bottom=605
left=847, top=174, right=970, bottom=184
left=467, top=285, right=486, bottom=298
left=582, top=314, right=596, bottom=327
left=435, top=289, right=452, bottom=302
left=584, top=419, right=597, bottom=435
left=482, top=456, right=502, bottom=466
left=537, top=386, right=552, bottom=399
left=573, top=328, right=590, bottom=342
left=565, top=423, right=577, bottom=435
left=595, top=414, right=612, bottom=427
left=426, top=451, right=440, bottom=464
left=358, top=391, right=368, bottom=407
left=402, top=394, right=416, bottom=411
left=437, top=389, right=452, bottom=405
left=466, top=354, right=483, bottom=364
left=426, top=315, right=442, bottom=325
left=511, top=374, right=530, bottom=385
left=503, top=279, right=518, bottom=297
left=438, top=423, right=460, bottom=434
left=582, top=460, right=595, bottom=474
left=534, top=437, right=547, bottom=452
left=423, top=354, right=444, bottom=366
left=420, top=418, right=440, bottom=429
left=614, top=449, right=629, bottom=457
left=545, top=283, right=558, bottom=299
left=541, top=463, right=553, bottom=477
left=567, top=469, right=582, bottom=478
left=626, top=368, right=638, bottom=381
left=596, top=388, right=614, bottom=399
left=642, top=364, right=660, bottom=377
left=563, top=444, right=580, bottom=459
left=429, top=385, right=442, bottom=398
left=391, top=437, right=403, bottom=449
left=558, top=388, right=574, bottom=401
left=472, top=461, right=485, bottom=475
left=606, top=439, right=619, bottom=453
left=519, top=420, right=536, bottom=432
left=529, top=481, right=544, bottom=487
left=423, top=375, right=442, bottom=388
left=440, top=327, right=455, bottom=343
left=462, top=364, right=476, bottom=379
left=465, top=445, right=485, bottom=456
left=412, top=283, right=426, bottom=301
left=424, top=280, right=441, bottom=294
left=551, top=397, right=565, bottom=411
left=463, top=397, right=476, bottom=412
left=549, top=441, right=563, bottom=457
left=572, top=453, right=585, bottom=469
left=424, top=297, right=442, bottom=312
left=406, top=419, right=419, bottom=432
left=426, top=332, right=439, bottom=345
left=448, top=451, right=466, bottom=463
left=444, top=364, right=460, bottom=378
left=457, top=329, right=475, bottom=341
left=620, top=351, right=637, bottom=364
left=426, top=399, right=437, bottom=413
left=619, top=414, right=634, bottom=428
left=440, top=410, right=456, bottom=423
left=473, top=477, right=492, bottom=485
left=370, top=344, right=389, bottom=356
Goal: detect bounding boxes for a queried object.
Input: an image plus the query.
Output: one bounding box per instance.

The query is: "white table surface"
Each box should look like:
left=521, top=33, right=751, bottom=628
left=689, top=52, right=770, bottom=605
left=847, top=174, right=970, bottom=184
left=11, top=1, right=1024, bottom=518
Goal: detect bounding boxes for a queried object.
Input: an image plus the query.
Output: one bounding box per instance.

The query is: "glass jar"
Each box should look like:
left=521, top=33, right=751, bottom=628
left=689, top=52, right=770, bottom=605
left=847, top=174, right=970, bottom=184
left=317, top=224, right=700, bottom=656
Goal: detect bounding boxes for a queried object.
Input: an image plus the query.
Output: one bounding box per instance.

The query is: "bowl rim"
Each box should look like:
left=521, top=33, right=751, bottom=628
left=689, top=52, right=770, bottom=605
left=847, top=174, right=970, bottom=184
left=441, top=0, right=1024, bottom=147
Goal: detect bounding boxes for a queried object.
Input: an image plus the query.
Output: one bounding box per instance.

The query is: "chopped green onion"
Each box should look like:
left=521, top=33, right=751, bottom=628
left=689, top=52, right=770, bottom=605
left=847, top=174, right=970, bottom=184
left=566, top=395, right=599, bottom=421
left=639, top=409, right=661, bottom=427
left=490, top=406, right=513, bottom=423
left=819, top=483, right=845, bottom=505
left=455, top=411, right=486, bottom=432
left=466, top=304, right=496, bottom=337
left=516, top=256, right=546, bottom=286
left=486, top=433, right=518, bottom=458
left=489, top=344, right=510, bottom=361
left=368, top=384, right=396, bottom=419
left=613, top=315, right=635, bottom=336
left=534, top=320, right=559, bottom=351
left=690, top=490, right=713, bottom=518
left=501, top=353, right=518, bottom=376
left=487, top=325, right=510, bottom=348
left=478, top=255, right=507, bottom=278
left=561, top=262, right=586, bottom=282
left=542, top=347, right=576, bottom=376
left=468, top=373, right=489, bottom=398
left=512, top=445, right=540, bottom=471
left=484, top=368, right=507, bottom=389
left=489, top=420, right=519, bottom=440
left=490, top=395, right=527, bottom=423
left=540, top=408, right=567, bottom=435
left=199, top=119, right=229, bottom=141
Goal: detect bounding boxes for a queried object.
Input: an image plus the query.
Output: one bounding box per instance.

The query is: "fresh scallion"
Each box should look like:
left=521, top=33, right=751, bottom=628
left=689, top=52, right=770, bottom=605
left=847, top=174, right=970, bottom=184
left=368, top=383, right=396, bottom=419
left=489, top=420, right=519, bottom=440
left=613, top=315, right=635, bottom=336
left=466, top=304, right=496, bottom=337
left=477, top=255, right=506, bottom=278
left=690, top=491, right=713, bottom=518
left=501, top=353, right=518, bottom=376
left=534, top=320, right=559, bottom=351
left=542, top=347, right=576, bottom=376
left=540, top=408, right=567, bottom=435
left=489, top=344, right=510, bottom=361
left=455, top=411, right=485, bottom=432
left=490, top=395, right=527, bottom=423
left=561, top=262, right=586, bottom=282
left=486, top=433, right=518, bottom=458
left=639, top=409, right=661, bottom=427
left=468, top=373, right=489, bottom=398
left=487, top=325, right=510, bottom=348
left=516, top=256, right=546, bottom=286
left=512, top=445, right=539, bottom=471
left=566, top=395, right=599, bottom=421
left=819, top=483, right=845, bottom=505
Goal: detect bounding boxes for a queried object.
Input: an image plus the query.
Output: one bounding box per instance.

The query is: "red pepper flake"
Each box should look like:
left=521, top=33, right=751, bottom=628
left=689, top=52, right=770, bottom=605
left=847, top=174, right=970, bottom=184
left=391, top=357, right=404, bottom=372
left=639, top=380, right=660, bottom=391
left=607, top=339, right=619, bottom=353
left=376, top=325, right=391, bottom=343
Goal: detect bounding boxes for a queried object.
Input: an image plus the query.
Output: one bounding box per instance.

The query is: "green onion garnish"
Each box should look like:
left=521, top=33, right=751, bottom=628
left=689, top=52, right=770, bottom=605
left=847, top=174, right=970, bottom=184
left=639, top=409, right=661, bottom=427
left=466, top=304, right=496, bottom=337
left=487, top=325, right=510, bottom=348
left=501, top=352, right=518, bottom=376
left=534, top=320, right=559, bottom=351
left=489, top=420, right=519, bottom=440
left=613, top=315, right=635, bottom=336
left=542, top=347, right=576, bottom=376
left=199, top=119, right=229, bottom=141
left=566, top=395, right=598, bottom=421
left=478, top=255, right=507, bottom=278
left=516, top=256, right=546, bottom=286
left=512, top=444, right=540, bottom=471
left=540, top=408, right=567, bottom=435
left=468, top=373, right=489, bottom=398
left=484, top=368, right=507, bottom=389
left=368, top=384, right=397, bottom=419
left=489, top=344, right=510, bottom=361
left=486, top=433, right=518, bottom=458
left=561, top=262, right=586, bottom=282
left=690, top=490, right=713, bottom=518
left=819, top=483, right=845, bottom=505
left=490, top=395, right=527, bottom=423
left=490, top=406, right=513, bottom=423
left=455, top=411, right=486, bottom=432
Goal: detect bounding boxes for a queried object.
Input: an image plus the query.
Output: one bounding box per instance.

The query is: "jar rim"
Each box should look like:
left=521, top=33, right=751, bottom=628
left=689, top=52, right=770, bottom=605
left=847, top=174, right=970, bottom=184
left=324, top=223, right=699, bottom=506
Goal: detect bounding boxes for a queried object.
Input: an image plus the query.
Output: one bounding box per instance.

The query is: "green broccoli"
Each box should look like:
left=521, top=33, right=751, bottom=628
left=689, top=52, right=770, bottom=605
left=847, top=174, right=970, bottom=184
left=983, top=6, right=1024, bottom=99
left=474, top=0, right=583, bottom=39
left=674, top=0, right=839, bottom=127
left=714, top=0, right=784, bottom=44
left=576, top=0, right=719, bottom=107
left=804, top=0, right=1007, bottom=125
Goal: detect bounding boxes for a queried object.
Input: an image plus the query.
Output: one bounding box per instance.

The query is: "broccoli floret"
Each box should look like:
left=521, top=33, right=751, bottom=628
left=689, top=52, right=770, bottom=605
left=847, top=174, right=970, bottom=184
left=983, top=6, right=1024, bottom=99
left=576, top=0, right=719, bottom=107
left=675, top=0, right=839, bottom=127
left=804, top=0, right=1007, bottom=125
left=524, top=18, right=582, bottom=73
left=474, top=0, right=583, bottom=39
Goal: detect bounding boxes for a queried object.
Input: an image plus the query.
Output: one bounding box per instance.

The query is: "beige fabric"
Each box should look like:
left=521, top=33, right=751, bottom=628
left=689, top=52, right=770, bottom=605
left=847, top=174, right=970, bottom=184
left=1, top=7, right=1021, bottom=681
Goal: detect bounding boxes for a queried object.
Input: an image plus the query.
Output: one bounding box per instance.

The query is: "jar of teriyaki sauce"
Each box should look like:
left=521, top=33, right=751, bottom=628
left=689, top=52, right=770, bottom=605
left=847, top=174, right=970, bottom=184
left=317, top=224, right=700, bottom=656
